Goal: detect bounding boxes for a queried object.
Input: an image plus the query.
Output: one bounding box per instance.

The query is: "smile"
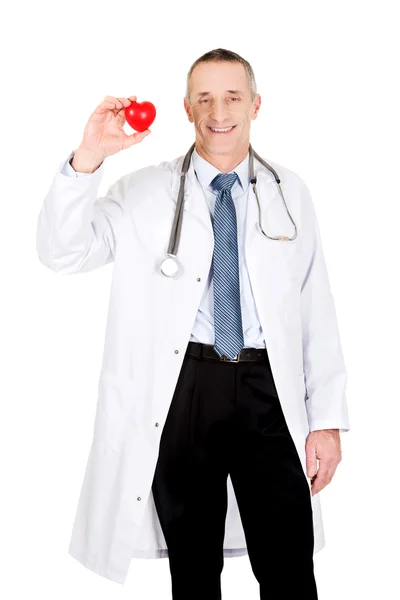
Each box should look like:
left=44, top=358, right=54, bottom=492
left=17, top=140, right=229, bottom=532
left=208, top=125, right=236, bottom=134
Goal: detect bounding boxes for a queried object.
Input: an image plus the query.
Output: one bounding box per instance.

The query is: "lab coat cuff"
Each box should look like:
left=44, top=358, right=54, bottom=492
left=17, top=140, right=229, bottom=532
left=59, top=150, right=105, bottom=180
left=308, top=419, right=350, bottom=433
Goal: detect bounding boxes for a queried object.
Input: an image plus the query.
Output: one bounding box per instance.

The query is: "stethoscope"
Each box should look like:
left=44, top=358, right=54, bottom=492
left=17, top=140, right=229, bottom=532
left=160, top=142, right=297, bottom=278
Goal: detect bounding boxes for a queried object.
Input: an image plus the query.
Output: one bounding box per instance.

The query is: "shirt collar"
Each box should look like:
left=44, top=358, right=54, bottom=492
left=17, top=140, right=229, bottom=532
left=191, top=146, right=250, bottom=193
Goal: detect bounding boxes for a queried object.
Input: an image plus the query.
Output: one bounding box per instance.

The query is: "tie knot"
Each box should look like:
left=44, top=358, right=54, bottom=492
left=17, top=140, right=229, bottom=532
left=210, top=172, right=238, bottom=193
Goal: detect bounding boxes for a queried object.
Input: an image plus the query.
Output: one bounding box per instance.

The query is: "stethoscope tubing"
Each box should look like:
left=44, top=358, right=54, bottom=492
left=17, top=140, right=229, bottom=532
left=161, top=142, right=297, bottom=277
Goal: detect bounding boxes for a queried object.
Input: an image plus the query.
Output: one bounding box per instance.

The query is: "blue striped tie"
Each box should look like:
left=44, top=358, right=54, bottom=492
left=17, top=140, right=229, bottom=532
left=210, top=172, right=244, bottom=360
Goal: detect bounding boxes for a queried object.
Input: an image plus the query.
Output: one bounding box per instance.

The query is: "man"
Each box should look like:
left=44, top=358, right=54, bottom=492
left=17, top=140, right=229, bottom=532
left=36, top=48, right=350, bottom=599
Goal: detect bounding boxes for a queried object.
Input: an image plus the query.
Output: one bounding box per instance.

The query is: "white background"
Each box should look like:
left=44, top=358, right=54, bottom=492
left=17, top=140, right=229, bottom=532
left=1, top=0, right=399, bottom=598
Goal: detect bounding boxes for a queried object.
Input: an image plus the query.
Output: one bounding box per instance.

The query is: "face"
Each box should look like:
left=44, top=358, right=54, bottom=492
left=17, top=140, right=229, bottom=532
left=184, top=60, right=261, bottom=159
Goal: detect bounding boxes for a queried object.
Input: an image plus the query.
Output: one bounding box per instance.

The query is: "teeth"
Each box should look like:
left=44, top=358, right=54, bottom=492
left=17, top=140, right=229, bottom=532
left=210, top=126, right=234, bottom=132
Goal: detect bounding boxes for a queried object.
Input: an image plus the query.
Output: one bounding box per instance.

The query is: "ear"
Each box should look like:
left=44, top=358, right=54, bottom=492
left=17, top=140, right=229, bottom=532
left=251, top=94, right=262, bottom=120
left=183, top=97, right=194, bottom=123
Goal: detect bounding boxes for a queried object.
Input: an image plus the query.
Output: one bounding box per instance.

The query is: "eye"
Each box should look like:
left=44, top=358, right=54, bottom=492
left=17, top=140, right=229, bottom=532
left=230, top=97, right=240, bottom=101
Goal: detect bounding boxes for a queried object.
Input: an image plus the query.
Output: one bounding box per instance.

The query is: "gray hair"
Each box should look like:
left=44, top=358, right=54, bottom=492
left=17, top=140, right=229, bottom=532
left=185, top=48, right=257, bottom=104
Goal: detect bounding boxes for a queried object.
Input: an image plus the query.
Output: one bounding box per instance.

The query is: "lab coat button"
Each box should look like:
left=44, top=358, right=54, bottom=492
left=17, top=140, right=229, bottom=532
left=197, top=277, right=201, bottom=281
left=155, top=422, right=159, bottom=427
left=175, top=349, right=179, bottom=354
left=137, top=497, right=141, bottom=501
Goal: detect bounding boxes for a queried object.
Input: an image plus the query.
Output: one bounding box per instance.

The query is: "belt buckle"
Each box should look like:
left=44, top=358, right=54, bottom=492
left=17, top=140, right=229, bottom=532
left=220, top=352, right=240, bottom=363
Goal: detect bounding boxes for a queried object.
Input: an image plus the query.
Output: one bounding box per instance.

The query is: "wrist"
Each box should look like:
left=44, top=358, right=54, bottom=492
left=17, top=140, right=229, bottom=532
left=71, top=147, right=104, bottom=173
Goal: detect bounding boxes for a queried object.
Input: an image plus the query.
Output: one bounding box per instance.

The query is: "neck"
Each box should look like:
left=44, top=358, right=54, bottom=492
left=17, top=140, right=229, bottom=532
left=195, top=142, right=249, bottom=173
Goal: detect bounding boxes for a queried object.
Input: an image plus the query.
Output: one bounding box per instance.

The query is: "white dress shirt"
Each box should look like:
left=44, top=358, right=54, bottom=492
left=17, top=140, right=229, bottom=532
left=62, top=149, right=266, bottom=350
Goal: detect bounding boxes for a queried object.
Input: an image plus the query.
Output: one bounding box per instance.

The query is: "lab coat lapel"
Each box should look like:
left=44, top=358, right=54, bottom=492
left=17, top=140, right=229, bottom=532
left=245, top=162, right=299, bottom=291
left=181, top=158, right=213, bottom=239
left=170, top=156, right=214, bottom=275
left=245, top=159, right=297, bottom=256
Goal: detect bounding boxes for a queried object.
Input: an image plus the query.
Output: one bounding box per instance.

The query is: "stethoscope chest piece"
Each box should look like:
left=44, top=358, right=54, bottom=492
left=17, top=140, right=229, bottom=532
left=160, top=255, right=180, bottom=278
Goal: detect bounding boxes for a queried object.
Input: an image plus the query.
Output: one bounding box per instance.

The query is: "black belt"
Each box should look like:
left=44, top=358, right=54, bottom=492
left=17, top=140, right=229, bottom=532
left=185, top=341, right=267, bottom=363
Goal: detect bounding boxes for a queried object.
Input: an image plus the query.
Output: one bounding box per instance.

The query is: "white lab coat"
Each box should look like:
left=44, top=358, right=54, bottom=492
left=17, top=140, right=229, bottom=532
left=36, top=147, right=350, bottom=585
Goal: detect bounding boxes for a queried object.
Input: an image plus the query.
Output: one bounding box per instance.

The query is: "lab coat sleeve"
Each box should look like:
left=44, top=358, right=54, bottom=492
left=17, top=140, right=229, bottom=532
left=298, top=178, right=350, bottom=433
left=36, top=149, right=126, bottom=274
left=61, top=154, right=92, bottom=178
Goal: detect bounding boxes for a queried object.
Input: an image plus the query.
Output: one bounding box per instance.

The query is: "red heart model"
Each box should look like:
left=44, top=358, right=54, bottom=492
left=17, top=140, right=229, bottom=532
left=125, top=100, right=156, bottom=132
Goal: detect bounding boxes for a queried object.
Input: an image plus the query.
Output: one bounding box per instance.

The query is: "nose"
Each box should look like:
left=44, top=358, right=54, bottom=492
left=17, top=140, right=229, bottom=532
left=209, top=100, right=231, bottom=125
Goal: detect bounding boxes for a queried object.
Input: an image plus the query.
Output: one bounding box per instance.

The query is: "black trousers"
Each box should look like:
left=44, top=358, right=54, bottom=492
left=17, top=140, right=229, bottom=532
left=151, top=343, right=318, bottom=599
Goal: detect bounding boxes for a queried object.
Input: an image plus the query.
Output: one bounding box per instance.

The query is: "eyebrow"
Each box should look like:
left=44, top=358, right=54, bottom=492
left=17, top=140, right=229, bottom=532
left=196, top=90, right=244, bottom=98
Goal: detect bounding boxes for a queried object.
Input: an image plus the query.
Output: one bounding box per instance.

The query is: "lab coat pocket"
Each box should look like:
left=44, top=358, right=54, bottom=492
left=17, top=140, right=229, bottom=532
left=268, top=235, right=300, bottom=272
left=92, top=372, right=138, bottom=459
